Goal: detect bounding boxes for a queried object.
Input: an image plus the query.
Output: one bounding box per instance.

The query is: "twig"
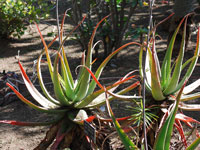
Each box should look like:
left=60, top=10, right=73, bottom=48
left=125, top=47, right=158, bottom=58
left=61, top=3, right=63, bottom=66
left=56, top=0, right=61, bottom=45
left=142, top=0, right=155, bottom=149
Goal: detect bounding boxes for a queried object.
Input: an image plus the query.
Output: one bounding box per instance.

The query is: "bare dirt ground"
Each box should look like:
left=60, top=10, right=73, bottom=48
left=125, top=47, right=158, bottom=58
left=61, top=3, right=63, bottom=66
left=0, top=1, right=200, bottom=150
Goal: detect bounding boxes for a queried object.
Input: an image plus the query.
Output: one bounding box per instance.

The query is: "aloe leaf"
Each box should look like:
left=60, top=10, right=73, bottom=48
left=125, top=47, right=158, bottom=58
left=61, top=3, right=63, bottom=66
left=84, top=66, right=142, bottom=101
left=85, top=81, right=140, bottom=108
left=86, top=15, right=110, bottom=68
left=176, top=113, right=200, bottom=125
left=183, top=78, right=200, bottom=95
left=98, top=116, right=132, bottom=123
left=175, top=27, right=200, bottom=92
left=36, top=35, right=61, bottom=105
left=105, top=89, right=138, bottom=150
left=153, top=80, right=186, bottom=150
left=178, top=102, right=200, bottom=111
left=186, top=137, right=200, bottom=150
left=182, top=55, right=199, bottom=71
left=60, top=16, right=87, bottom=89
left=152, top=36, right=162, bottom=77
left=174, top=120, right=187, bottom=147
left=76, top=51, right=86, bottom=85
left=60, top=10, right=68, bottom=42
left=151, top=38, right=165, bottom=101
left=161, top=17, right=185, bottom=89
left=74, top=15, right=110, bottom=102
left=82, top=88, right=116, bottom=108
left=53, top=54, right=71, bottom=105
left=139, top=45, right=144, bottom=76
left=0, top=115, right=63, bottom=126
left=57, top=53, right=75, bottom=100
left=54, top=15, right=86, bottom=91
left=37, top=50, right=61, bottom=106
left=139, top=45, right=151, bottom=92
left=87, top=42, right=141, bottom=96
left=76, top=71, right=138, bottom=108
left=145, top=47, right=153, bottom=91
left=106, top=90, right=142, bottom=100
left=6, top=83, right=67, bottom=114
left=152, top=13, right=174, bottom=33
left=18, top=60, right=58, bottom=108
left=163, top=18, right=186, bottom=95
left=35, top=23, right=54, bottom=80
left=75, top=83, right=117, bottom=108
left=181, top=92, right=200, bottom=102
left=0, top=120, right=53, bottom=126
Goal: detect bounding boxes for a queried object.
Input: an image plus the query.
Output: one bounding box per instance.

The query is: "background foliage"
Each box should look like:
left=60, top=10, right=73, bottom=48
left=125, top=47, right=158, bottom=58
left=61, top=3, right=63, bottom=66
left=0, top=0, right=52, bottom=38
left=68, top=0, right=143, bottom=57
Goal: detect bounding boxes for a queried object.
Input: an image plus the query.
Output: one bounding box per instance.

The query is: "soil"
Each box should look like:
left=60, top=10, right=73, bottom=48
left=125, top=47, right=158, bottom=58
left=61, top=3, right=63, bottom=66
left=0, top=1, right=200, bottom=150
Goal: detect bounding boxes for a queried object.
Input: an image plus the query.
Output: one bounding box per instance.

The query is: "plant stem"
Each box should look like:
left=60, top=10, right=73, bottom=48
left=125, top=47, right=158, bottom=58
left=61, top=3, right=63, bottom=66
left=142, top=0, right=154, bottom=149
left=56, top=0, right=61, bottom=45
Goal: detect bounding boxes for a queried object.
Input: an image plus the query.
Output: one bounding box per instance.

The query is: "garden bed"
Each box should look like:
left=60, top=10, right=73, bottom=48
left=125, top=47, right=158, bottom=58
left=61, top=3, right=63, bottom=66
left=0, top=1, right=200, bottom=149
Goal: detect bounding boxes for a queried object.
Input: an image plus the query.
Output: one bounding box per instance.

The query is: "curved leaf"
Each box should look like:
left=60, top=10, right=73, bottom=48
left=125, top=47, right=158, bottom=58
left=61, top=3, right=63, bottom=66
left=180, top=92, right=200, bottom=102
left=57, top=53, right=75, bottom=100
left=0, top=116, right=63, bottom=126
left=163, top=17, right=187, bottom=95
left=6, top=83, right=67, bottom=114
left=105, top=88, right=138, bottom=150
left=151, top=37, right=165, bottom=101
left=87, top=42, right=141, bottom=96
left=139, top=45, right=152, bottom=92
left=175, top=27, right=200, bottom=93
left=18, top=60, right=58, bottom=108
left=154, top=81, right=186, bottom=150
left=35, top=23, right=54, bottom=80
left=161, top=17, right=185, bottom=89
left=86, top=81, right=141, bottom=108
left=76, top=71, right=139, bottom=108
left=186, top=137, right=200, bottom=150
left=60, top=16, right=87, bottom=88
left=37, top=50, right=61, bottom=105
left=183, top=78, right=200, bottom=95
left=74, top=15, right=110, bottom=102
left=179, top=102, right=200, bottom=111
left=84, top=66, right=142, bottom=101
left=53, top=54, right=71, bottom=105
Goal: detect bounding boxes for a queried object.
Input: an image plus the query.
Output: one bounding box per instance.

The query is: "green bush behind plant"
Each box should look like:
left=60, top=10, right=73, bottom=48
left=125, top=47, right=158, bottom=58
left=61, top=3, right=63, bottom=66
left=0, top=0, right=52, bottom=38
left=68, top=0, right=143, bottom=57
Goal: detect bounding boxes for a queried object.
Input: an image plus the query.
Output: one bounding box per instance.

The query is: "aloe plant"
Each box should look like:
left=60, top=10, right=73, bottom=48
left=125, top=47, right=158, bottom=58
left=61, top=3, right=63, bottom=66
left=139, top=16, right=200, bottom=101
left=101, top=15, right=200, bottom=149
left=0, top=14, right=141, bottom=149
left=141, top=16, right=200, bottom=148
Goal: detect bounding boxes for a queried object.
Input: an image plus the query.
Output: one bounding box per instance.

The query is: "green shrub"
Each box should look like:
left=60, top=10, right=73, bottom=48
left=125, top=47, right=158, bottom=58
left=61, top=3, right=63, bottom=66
left=0, top=0, right=52, bottom=38
left=68, top=0, right=143, bottom=57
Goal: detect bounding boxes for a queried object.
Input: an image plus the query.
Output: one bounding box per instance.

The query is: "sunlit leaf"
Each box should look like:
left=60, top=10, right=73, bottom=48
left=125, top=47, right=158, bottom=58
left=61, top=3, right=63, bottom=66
left=18, top=60, right=58, bottom=108
left=74, top=15, right=110, bottom=102
left=6, top=83, right=67, bottom=114
left=53, top=54, right=71, bottom=105
left=163, top=17, right=186, bottom=95
left=154, top=81, right=186, bottom=150
left=161, top=17, right=185, bottom=89
left=183, top=78, right=200, bottom=95
left=105, top=88, right=138, bottom=150
left=151, top=37, right=165, bottom=101
left=186, top=137, right=200, bottom=150
left=88, top=42, right=141, bottom=96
